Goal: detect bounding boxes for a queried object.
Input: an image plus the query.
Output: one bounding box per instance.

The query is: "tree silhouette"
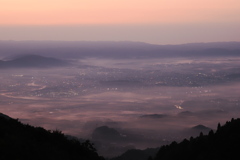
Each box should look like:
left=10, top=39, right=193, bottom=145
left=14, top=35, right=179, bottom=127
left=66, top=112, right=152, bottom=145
left=0, top=113, right=105, bottom=160
left=154, top=118, right=240, bottom=160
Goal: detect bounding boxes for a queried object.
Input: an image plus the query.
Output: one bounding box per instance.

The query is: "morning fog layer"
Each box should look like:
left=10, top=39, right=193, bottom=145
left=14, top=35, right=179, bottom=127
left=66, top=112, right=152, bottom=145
left=0, top=41, right=239, bottom=157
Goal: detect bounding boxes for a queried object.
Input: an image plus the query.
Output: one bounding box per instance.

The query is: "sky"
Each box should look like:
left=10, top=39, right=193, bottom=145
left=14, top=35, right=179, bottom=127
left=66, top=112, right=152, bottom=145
left=1, top=0, right=240, bottom=44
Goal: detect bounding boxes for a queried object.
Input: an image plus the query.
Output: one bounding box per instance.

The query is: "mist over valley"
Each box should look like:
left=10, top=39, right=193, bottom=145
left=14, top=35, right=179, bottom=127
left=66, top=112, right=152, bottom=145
left=0, top=41, right=239, bottom=157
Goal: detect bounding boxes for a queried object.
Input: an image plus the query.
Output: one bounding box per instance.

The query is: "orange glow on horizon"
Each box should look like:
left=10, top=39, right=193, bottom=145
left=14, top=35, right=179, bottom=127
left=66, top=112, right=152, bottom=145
left=0, top=0, right=239, bottom=25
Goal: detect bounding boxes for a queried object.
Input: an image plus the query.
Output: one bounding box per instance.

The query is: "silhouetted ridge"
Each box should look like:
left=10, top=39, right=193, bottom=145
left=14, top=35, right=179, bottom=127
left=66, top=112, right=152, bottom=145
left=92, top=126, right=122, bottom=141
left=0, top=113, right=11, bottom=120
left=0, top=55, right=69, bottom=68
left=154, top=118, right=240, bottom=160
left=191, top=124, right=211, bottom=131
left=0, top=113, right=104, bottom=160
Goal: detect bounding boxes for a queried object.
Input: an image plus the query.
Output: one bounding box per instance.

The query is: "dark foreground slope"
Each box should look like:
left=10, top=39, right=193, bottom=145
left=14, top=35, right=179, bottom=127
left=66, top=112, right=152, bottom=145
left=110, top=148, right=160, bottom=160
left=154, top=118, right=240, bottom=160
left=0, top=113, right=104, bottom=160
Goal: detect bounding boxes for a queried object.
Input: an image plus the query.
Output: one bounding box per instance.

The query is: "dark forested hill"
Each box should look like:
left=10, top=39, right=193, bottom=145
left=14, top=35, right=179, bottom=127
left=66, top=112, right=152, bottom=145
left=154, top=118, right=240, bottom=160
left=1, top=112, right=239, bottom=160
left=110, top=148, right=160, bottom=160
left=0, top=113, right=104, bottom=160
left=0, top=55, right=69, bottom=69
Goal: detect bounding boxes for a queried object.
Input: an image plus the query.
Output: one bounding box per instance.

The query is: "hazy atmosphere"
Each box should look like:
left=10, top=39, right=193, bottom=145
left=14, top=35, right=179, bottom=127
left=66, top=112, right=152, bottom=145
left=1, top=0, right=240, bottom=44
left=0, top=0, right=240, bottom=159
left=1, top=41, right=240, bottom=157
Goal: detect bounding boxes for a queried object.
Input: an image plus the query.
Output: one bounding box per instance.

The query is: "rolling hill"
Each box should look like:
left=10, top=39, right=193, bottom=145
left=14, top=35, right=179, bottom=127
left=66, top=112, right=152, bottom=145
left=0, top=55, right=69, bottom=68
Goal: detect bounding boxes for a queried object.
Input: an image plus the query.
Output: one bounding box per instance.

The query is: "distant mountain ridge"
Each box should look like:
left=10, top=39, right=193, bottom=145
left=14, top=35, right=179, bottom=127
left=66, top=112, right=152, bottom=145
left=0, top=41, right=240, bottom=59
left=92, top=126, right=122, bottom=141
left=0, top=55, right=69, bottom=68
left=191, top=124, right=211, bottom=131
left=140, top=114, right=168, bottom=119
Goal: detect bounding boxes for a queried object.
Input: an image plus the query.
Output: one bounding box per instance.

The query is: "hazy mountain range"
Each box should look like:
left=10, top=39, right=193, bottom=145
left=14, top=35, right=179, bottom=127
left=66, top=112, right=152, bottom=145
left=0, top=41, right=240, bottom=159
left=0, top=41, right=240, bottom=59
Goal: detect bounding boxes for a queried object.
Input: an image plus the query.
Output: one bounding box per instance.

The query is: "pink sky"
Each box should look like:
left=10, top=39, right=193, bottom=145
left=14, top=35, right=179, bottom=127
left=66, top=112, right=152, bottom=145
left=1, top=0, right=240, bottom=44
